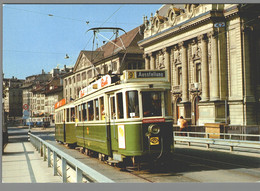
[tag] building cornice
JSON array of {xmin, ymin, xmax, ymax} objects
[{"xmin": 138, "ymin": 10, "xmax": 222, "ymax": 48}]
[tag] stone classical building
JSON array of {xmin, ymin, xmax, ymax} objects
[
  {"xmin": 138, "ymin": 4, "xmax": 260, "ymax": 126},
  {"xmin": 63, "ymin": 25, "xmax": 145, "ymax": 101}
]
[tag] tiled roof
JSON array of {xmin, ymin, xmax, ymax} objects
[
  {"xmin": 82, "ymin": 50, "xmax": 105, "ymax": 63},
  {"xmin": 95, "ymin": 25, "xmax": 144, "ymax": 59}
]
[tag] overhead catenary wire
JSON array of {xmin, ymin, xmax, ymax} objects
[
  {"xmin": 4, "ymin": 5, "xmax": 139, "ymax": 25},
  {"xmin": 84, "ymin": 5, "xmax": 127, "ymax": 76}
]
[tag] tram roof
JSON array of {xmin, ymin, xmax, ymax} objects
[
  {"xmin": 77, "ymin": 69, "xmax": 169, "ymax": 98},
  {"xmin": 55, "ymin": 69, "xmax": 170, "ymax": 109}
]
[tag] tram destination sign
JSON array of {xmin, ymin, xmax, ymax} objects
[{"xmin": 136, "ymin": 71, "xmax": 165, "ymax": 78}]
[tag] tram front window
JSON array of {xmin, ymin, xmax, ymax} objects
[
  {"xmin": 142, "ymin": 92, "xmax": 162, "ymax": 117},
  {"xmin": 127, "ymin": 91, "xmax": 139, "ymax": 118}
]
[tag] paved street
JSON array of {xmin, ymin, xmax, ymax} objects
[{"xmin": 2, "ymin": 125, "xmax": 260, "ymax": 183}]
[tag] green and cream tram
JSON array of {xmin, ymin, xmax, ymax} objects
[
  {"xmin": 55, "ymin": 70, "xmax": 174, "ymax": 165},
  {"xmin": 55, "ymin": 99, "xmax": 77, "ymax": 146}
]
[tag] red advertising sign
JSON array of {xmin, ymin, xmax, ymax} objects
[
  {"xmin": 55, "ymin": 98, "xmax": 66, "ymax": 109},
  {"xmin": 101, "ymin": 75, "xmax": 111, "ymax": 87}
]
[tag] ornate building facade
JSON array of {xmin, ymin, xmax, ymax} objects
[{"xmin": 138, "ymin": 4, "xmax": 260, "ymax": 125}]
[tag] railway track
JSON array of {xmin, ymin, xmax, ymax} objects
[{"xmin": 35, "ymin": 129, "xmax": 260, "ymax": 183}]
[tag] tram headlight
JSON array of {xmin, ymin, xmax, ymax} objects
[{"xmin": 148, "ymin": 124, "xmax": 160, "ymax": 135}]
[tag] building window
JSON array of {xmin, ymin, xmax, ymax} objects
[
  {"xmin": 65, "ymin": 79, "xmax": 67, "ymax": 86},
  {"xmin": 128, "ymin": 62, "xmax": 144, "ymax": 69},
  {"xmin": 177, "ymin": 67, "xmax": 182, "ymax": 85},
  {"xmin": 112, "ymin": 62, "xmax": 117, "ymax": 72},
  {"xmin": 103, "ymin": 65, "xmax": 108, "ymax": 74},
  {"xmin": 73, "ymin": 76, "xmax": 75, "ymax": 83},
  {"xmin": 68, "ymin": 78, "xmax": 71, "ymax": 85},
  {"xmin": 96, "ymin": 67, "xmax": 101, "ymax": 75},
  {"xmin": 87, "ymin": 70, "xmax": 92, "ymax": 78},
  {"xmin": 82, "ymin": 72, "xmax": 86, "ymax": 80},
  {"xmin": 195, "ymin": 63, "xmax": 201, "ymax": 83},
  {"xmin": 76, "ymin": 74, "xmax": 81, "ymax": 82}
]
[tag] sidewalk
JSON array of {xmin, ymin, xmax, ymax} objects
[{"xmin": 2, "ymin": 126, "xmax": 62, "ymax": 183}]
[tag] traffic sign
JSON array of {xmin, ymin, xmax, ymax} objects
[{"xmin": 23, "ymin": 104, "xmax": 29, "ymax": 110}]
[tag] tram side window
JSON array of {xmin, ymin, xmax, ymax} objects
[
  {"xmin": 78, "ymin": 105, "xmax": 82, "ymax": 122},
  {"xmin": 75, "ymin": 106, "xmax": 78, "ymax": 122},
  {"xmin": 56, "ymin": 113, "xmax": 58, "ymax": 123},
  {"xmin": 110, "ymin": 96, "xmax": 116, "ymax": 119},
  {"xmin": 57, "ymin": 113, "xmax": 59, "ymax": 123},
  {"xmin": 66, "ymin": 108, "xmax": 69, "ymax": 122},
  {"xmin": 59, "ymin": 111, "xmax": 61, "ymax": 123},
  {"xmin": 116, "ymin": 93, "xmax": 124, "ymax": 119},
  {"xmin": 142, "ymin": 92, "xmax": 162, "ymax": 117},
  {"xmin": 63, "ymin": 109, "xmax": 65, "ymax": 122},
  {"xmin": 126, "ymin": 91, "xmax": 139, "ymax": 118},
  {"xmin": 70, "ymin": 107, "xmax": 75, "ymax": 122},
  {"xmin": 87, "ymin": 101, "xmax": 94, "ymax": 121},
  {"xmin": 94, "ymin": 99, "xmax": 99, "ymax": 120},
  {"xmin": 56, "ymin": 113, "xmax": 59, "ymax": 123},
  {"xmin": 100, "ymin": 97, "xmax": 105, "ymax": 120},
  {"xmin": 82, "ymin": 104, "xmax": 87, "ymax": 121}
]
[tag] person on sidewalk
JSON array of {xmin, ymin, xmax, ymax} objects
[{"xmin": 179, "ymin": 116, "xmax": 188, "ymax": 136}]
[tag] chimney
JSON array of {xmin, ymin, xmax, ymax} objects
[{"xmin": 42, "ymin": 69, "xmax": 45, "ymax": 74}]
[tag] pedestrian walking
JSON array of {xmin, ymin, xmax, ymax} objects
[{"xmin": 179, "ymin": 116, "xmax": 188, "ymax": 136}]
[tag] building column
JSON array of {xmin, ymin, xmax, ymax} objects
[
  {"xmin": 144, "ymin": 54, "xmax": 150, "ymax": 70},
  {"xmin": 209, "ymin": 31, "xmax": 220, "ymax": 101},
  {"xmin": 149, "ymin": 52, "xmax": 156, "ymax": 69},
  {"xmin": 198, "ymin": 34, "xmax": 209, "ymax": 101},
  {"xmin": 163, "ymin": 47, "xmax": 171, "ymax": 82},
  {"xmin": 242, "ymin": 25, "xmax": 255, "ymax": 102},
  {"xmin": 172, "ymin": 46, "xmax": 179, "ymax": 87},
  {"xmin": 180, "ymin": 42, "xmax": 189, "ymax": 102}
]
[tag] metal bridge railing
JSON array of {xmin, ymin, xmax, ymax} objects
[
  {"xmin": 173, "ymin": 131, "xmax": 260, "ymax": 152},
  {"xmin": 28, "ymin": 132, "xmax": 114, "ymax": 183}
]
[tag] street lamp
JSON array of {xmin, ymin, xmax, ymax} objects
[{"xmin": 64, "ymin": 54, "xmax": 69, "ymax": 59}]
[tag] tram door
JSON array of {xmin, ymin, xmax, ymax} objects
[
  {"xmin": 106, "ymin": 94, "xmax": 114, "ymax": 156},
  {"xmin": 63, "ymin": 109, "xmax": 66, "ymax": 142}
]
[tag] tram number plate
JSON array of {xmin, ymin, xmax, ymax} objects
[{"xmin": 150, "ymin": 137, "xmax": 159, "ymax": 145}]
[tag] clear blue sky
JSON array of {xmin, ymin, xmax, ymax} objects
[{"xmin": 3, "ymin": 4, "xmax": 162, "ymax": 79}]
